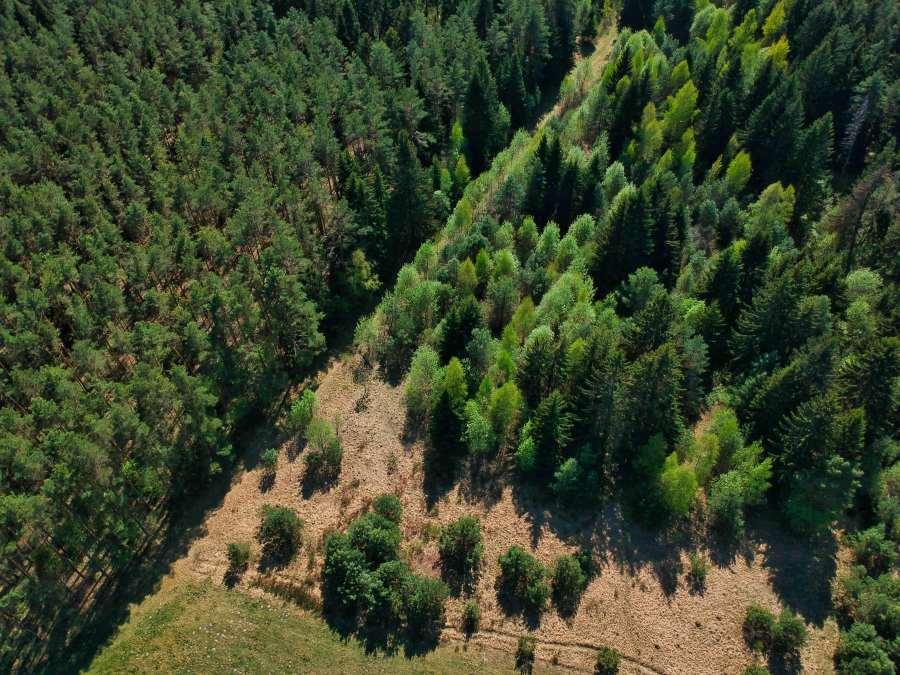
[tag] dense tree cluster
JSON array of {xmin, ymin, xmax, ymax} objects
[
  {"xmin": 0, "ymin": 0, "xmax": 600, "ymax": 668},
  {"xmin": 358, "ymin": 0, "xmax": 899, "ymax": 661},
  {"xmin": 322, "ymin": 495, "xmax": 449, "ymax": 642}
]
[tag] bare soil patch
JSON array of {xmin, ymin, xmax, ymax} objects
[{"xmin": 171, "ymin": 356, "xmax": 841, "ymax": 674}]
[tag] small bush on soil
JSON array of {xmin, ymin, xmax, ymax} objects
[
  {"xmin": 552, "ymin": 554, "xmax": 586, "ymax": 616},
  {"xmin": 260, "ymin": 447, "xmax": 278, "ymax": 474},
  {"xmin": 226, "ymin": 542, "xmax": 251, "ymax": 571},
  {"xmin": 438, "ymin": 516, "xmax": 484, "ymax": 579},
  {"xmin": 772, "ymin": 609, "xmax": 807, "ymax": 655},
  {"xmin": 257, "ymin": 505, "xmax": 303, "ymax": 564},
  {"xmin": 742, "ymin": 665, "xmax": 771, "ymax": 675},
  {"xmin": 368, "ymin": 559, "xmax": 411, "ymax": 625},
  {"xmin": 595, "ymin": 645, "xmax": 620, "ymax": 674},
  {"xmin": 289, "ymin": 389, "xmax": 318, "ymax": 436},
  {"xmin": 462, "ymin": 601, "xmax": 481, "ymax": 635},
  {"xmin": 743, "ymin": 605, "xmax": 775, "ymax": 652},
  {"xmin": 323, "ymin": 532, "xmax": 373, "ymax": 613},
  {"xmin": 499, "ymin": 546, "xmax": 549, "ymax": 613},
  {"xmin": 372, "ymin": 494, "xmax": 403, "ymax": 524},
  {"xmin": 404, "ymin": 575, "xmax": 449, "ymax": 638},
  {"xmin": 304, "ymin": 416, "xmax": 343, "ymax": 478},
  {"xmin": 516, "ymin": 635, "xmax": 536, "ymax": 674},
  {"xmin": 688, "ymin": 551, "xmax": 710, "ymax": 591}
]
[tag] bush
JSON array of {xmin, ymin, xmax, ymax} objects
[
  {"xmin": 368, "ymin": 560, "xmax": 411, "ymax": 625},
  {"xmin": 372, "ymin": 494, "xmax": 403, "ymax": 524},
  {"xmin": 516, "ymin": 635, "xmax": 536, "ymax": 674},
  {"xmin": 462, "ymin": 601, "xmax": 481, "ymax": 635},
  {"xmin": 499, "ymin": 546, "xmax": 550, "ymax": 612},
  {"xmin": 834, "ymin": 623, "xmax": 894, "ymax": 675},
  {"xmin": 438, "ymin": 516, "xmax": 484, "ymax": 578},
  {"xmin": 226, "ymin": 542, "xmax": 251, "ymax": 571},
  {"xmin": 304, "ymin": 416, "xmax": 343, "ymax": 478},
  {"xmin": 348, "ymin": 512, "xmax": 401, "ymax": 567},
  {"xmin": 687, "ymin": 551, "xmax": 710, "ymax": 590},
  {"xmin": 834, "ymin": 567, "xmax": 899, "ymax": 641},
  {"xmin": 771, "ymin": 609, "xmax": 807, "ymax": 655},
  {"xmin": 743, "ymin": 605, "xmax": 775, "ymax": 652},
  {"xmin": 741, "ymin": 666, "xmax": 771, "ymax": 675},
  {"xmin": 289, "ymin": 389, "xmax": 318, "ymax": 435},
  {"xmin": 256, "ymin": 505, "xmax": 303, "ymax": 563},
  {"xmin": 404, "ymin": 575, "xmax": 449, "ymax": 637},
  {"xmin": 847, "ymin": 524, "xmax": 897, "ymax": 575},
  {"xmin": 260, "ymin": 447, "xmax": 278, "ymax": 474},
  {"xmin": 595, "ymin": 645, "xmax": 620, "ymax": 674},
  {"xmin": 552, "ymin": 554, "xmax": 586, "ymax": 616},
  {"xmin": 323, "ymin": 532, "xmax": 374, "ymax": 613}
]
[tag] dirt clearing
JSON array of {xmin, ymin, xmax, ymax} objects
[{"xmin": 169, "ymin": 356, "xmax": 841, "ymax": 674}]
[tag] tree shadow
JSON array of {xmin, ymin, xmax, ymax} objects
[
  {"xmin": 751, "ymin": 513, "xmax": 838, "ymax": 627},
  {"xmin": 456, "ymin": 455, "xmax": 506, "ymax": 510},
  {"xmin": 767, "ymin": 651, "xmax": 804, "ymax": 675},
  {"xmin": 258, "ymin": 471, "xmax": 276, "ymax": 492},
  {"xmin": 55, "ymin": 421, "xmax": 271, "ymax": 672},
  {"xmin": 508, "ymin": 480, "xmax": 691, "ymax": 601},
  {"xmin": 421, "ymin": 444, "xmax": 460, "ymax": 510},
  {"xmin": 223, "ymin": 566, "xmax": 244, "ymax": 589},
  {"xmin": 300, "ymin": 465, "xmax": 339, "ymax": 499},
  {"xmin": 494, "ymin": 577, "xmax": 545, "ymax": 630},
  {"xmin": 439, "ymin": 559, "xmax": 481, "ymax": 598}
]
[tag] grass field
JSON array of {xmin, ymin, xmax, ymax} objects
[{"xmin": 88, "ymin": 578, "xmax": 565, "ymax": 675}]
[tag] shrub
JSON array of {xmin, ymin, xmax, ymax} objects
[
  {"xmin": 323, "ymin": 532, "xmax": 374, "ymax": 613},
  {"xmin": 260, "ymin": 447, "xmax": 278, "ymax": 474},
  {"xmin": 846, "ymin": 524, "xmax": 897, "ymax": 575},
  {"xmin": 499, "ymin": 546, "xmax": 550, "ymax": 612},
  {"xmin": 743, "ymin": 605, "xmax": 775, "ymax": 652},
  {"xmin": 289, "ymin": 389, "xmax": 318, "ymax": 435},
  {"xmin": 741, "ymin": 666, "xmax": 771, "ymax": 675},
  {"xmin": 256, "ymin": 505, "xmax": 303, "ymax": 563},
  {"xmin": 348, "ymin": 512, "xmax": 401, "ymax": 567},
  {"xmin": 404, "ymin": 575, "xmax": 449, "ymax": 637},
  {"xmin": 834, "ymin": 567, "xmax": 899, "ymax": 640},
  {"xmin": 226, "ymin": 541, "xmax": 251, "ymax": 571},
  {"xmin": 595, "ymin": 645, "xmax": 620, "ymax": 674},
  {"xmin": 834, "ymin": 623, "xmax": 894, "ymax": 675},
  {"xmin": 516, "ymin": 635, "xmax": 536, "ymax": 674},
  {"xmin": 687, "ymin": 551, "xmax": 710, "ymax": 590},
  {"xmin": 552, "ymin": 554, "xmax": 586, "ymax": 616},
  {"xmin": 304, "ymin": 417, "xmax": 343, "ymax": 478},
  {"xmin": 368, "ymin": 559, "xmax": 411, "ymax": 625},
  {"xmin": 462, "ymin": 601, "xmax": 481, "ymax": 635},
  {"xmin": 771, "ymin": 609, "xmax": 807, "ymax": 655},
  {"xmin": 372, "ymin": 494, "xmax": 403, "ymax": 524},
  {"xmin": 438, "ymin": 516, "xmax": 484, "ymax": 578}
]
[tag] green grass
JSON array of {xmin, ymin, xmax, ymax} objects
[{"xmin": 88, "ymin": 580, "xmax": 520, "ymax": 674}]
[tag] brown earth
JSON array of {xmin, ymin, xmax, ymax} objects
[{"xmin": 171, "ymin": 355, "xmax": 843, "ymax": 674}]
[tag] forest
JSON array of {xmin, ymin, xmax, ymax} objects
[{"xmin": 1, "ymin": 0, "xmax": 899, "ymax": 673}]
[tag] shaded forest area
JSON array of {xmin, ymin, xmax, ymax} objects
[{"xmin": 0, "ymin": 0, "xmax": 604, "ymax": 669}]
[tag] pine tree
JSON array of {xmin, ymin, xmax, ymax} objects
[
  {"xmin": 531, "ymin": 390, "xmax": 573, "ymax": 480},
  {"xmin": 463, "ymin": 56, "xmax": 504, "ymax": 175},
  {"xmin": 387, "ymin": 131, "xmax": 433, "ymax": 270},
  {"xmin": 777, "ymin": 394, "xmax": 864, "ymax": 534}
]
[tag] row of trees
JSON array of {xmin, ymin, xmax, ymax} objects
[
  {"xmin": 0, "ymin": 0, "xmax": 605, "ymax": 668},
  {"xmin": 356, "ymin": 0, "xmax": 898, "ymax": 666}
]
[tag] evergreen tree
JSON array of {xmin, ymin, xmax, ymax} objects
[{"xmin": 463, "ymin": 56, "xmax": 505, "ymax": 176}]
